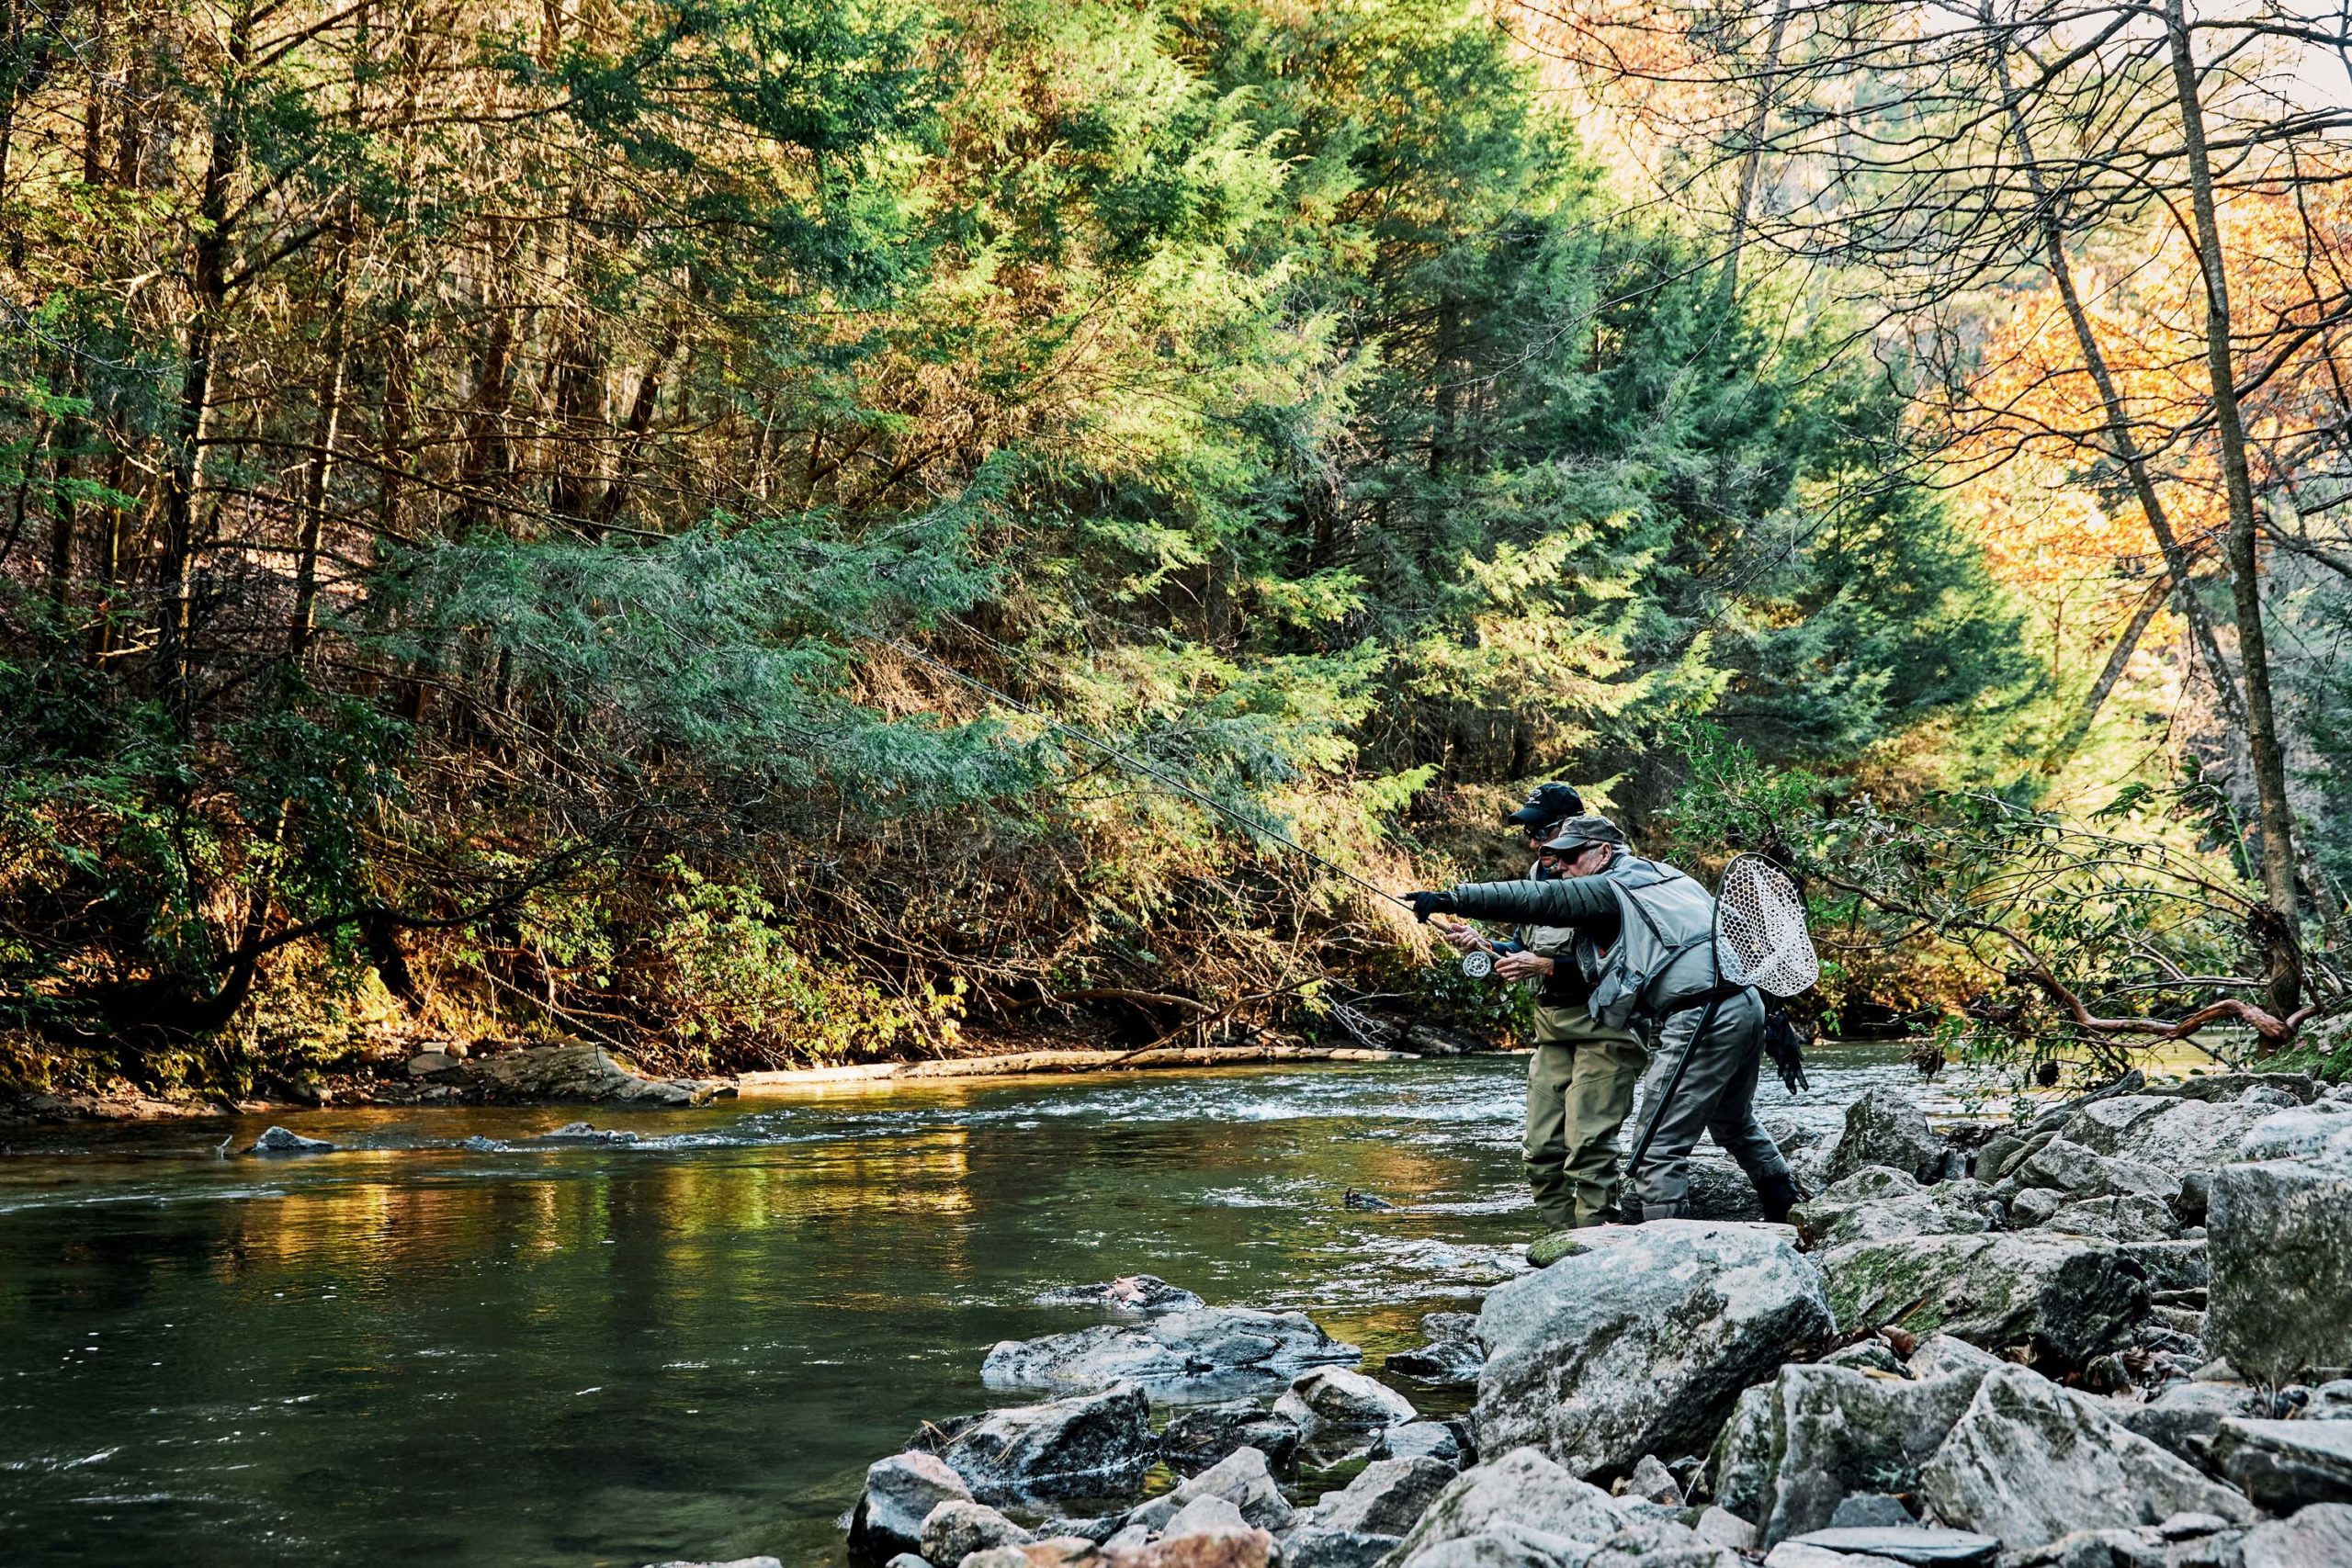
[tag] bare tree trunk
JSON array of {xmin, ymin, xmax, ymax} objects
[
  {"xmin": 1720, "ymin": 0, "xmax": 1792, "ymax": 306},
  {"xmin": 1992, "ymin": 43, "xmax": 2247, "ymax": 733},
  {"xmin": 2041, "ymin": 577, "xmax": 2164, "ymax": 774},
  {"xmin": 290, "ymin": 231, "xmax": 351, "ymax": 662},
  {"xmin": 2165, "ymin": 0, "xmax": 2302, "ymax": 1010}
]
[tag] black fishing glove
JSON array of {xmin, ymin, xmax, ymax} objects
[
  {"xmin": 1406, "ymin": 891, "xmax": 1458, "ymax": 923},
  {"xmin": 1762, "ymin": 1006, "xmax": 1811, "ymax": 1095}
]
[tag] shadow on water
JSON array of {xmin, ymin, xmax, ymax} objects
[{"xmin": 0, "ymin": 1045, "xmax": 1971, "ymax": 1567}]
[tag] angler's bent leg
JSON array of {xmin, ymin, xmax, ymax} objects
[
  {"xmin": 1561, "ymin": 1034, "xmax": 1645, "ymax": 1224},
  {"xmin": 1702, "ymin": 990, "xmax": 1792, "ymax": 1194},
  {"xmin": 1627, "ymin": 1010, "xmax": 1706, "ymax": 1220},
  {"xmin": 1523, "ymin": 1043, "xmax": 1577, "ymax": 1233}
]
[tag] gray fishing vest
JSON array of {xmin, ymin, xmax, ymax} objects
[{"xmin": 1578, "ymin": 854, "xmax": 1722, "ymax": 1030}]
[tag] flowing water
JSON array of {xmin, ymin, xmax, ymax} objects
[{"xmin": 0, "ymin": 1044, "xmax": 1994, "ymax": 1568}]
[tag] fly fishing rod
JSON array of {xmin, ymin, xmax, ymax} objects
[{"xmin": 865, "ymin": 629, "xmax": 1415, "ymax": 913}]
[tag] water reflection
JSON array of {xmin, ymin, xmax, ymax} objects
[{"xmin": 0, "ymin": 1048, "xmax": 1963, "ymax": 1568}]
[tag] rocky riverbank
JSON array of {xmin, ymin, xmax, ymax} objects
[{"xmin": 659, "ymin": 1066, "xmax": 2352, "ymax": 1568}]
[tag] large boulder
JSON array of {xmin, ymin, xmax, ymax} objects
[
  {"xmin": 920, "ymin": 1500, "xmax": 1031, "ymax": 1565},
  {"xmin": 1314, "ymin": 1456, "xmax": 1459, "ymax": 1537},
  {"xmin": 1272, "ymin": 1366, "xmax": 1418, "ymax": 1438},
  {"xmin": 466, "ymin": 1042, "xmax": 725, "ymax": 1106},
  {"xmin": 2067, "ymin": 1097, "xmax": 2276, "ymax": 1177},
  {"xmin": 2206, "ymin": 1141, "xmax": 2352, "ymax": 1382},
  {"xmin": 2041, "ymin": 1194, "xmax": 2178, "ymax": 1242},
  {"xmin": 1708, "ymin": 1362, "xmax": 1990, "ymax": 1546},
  {"xmin": 1390, "ymin": 1448, "xmax": 1634, "ymax": 1564},
  {"xmin": 915, "ymin": 1382, "xmax": 1158, "ymax": 1502},
  {"xmin": 2120, "ymin": 1380, "xmax": 2265, "ymax": 1464},
  {"xmin": 849, "ymin": 1450, "xmax": 973, "ymax": 1565},
  {"xmin": 1475, "ymin": 1221, "xmax": 1834, "ymax": 1479},
  {"xmin": 1815, "ymin": 1232, "xmax": 2147, "ymax": 1368},
  {"xmin": 2211, "ymin": 1416, "xmax": 2352, "ymax": 1511},
  {"xmin": 1826, "ymin": 1089, "xmax": 1947, "ymax": 1184},
  {"xmin": 2010, "ymin": 1139, "xmax": 2181, "ymax": 1205},
  {"xmin": 1916, "ymin": 1366, "xmax": 2257, "ymax": 1548},
  {"xmin": 981, "ymin": 1309, "xmax": 1359, "ymax": 1392},
  {"xmin": 1789, "ymin": 1168, "xmax": 1996, "ymax": 1249},
  {"xmin": 2241, "ymin": 1504, "xmax": 2352, "ymax": 1568}
]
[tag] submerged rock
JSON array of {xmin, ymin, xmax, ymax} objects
[
  {"xmin": 531, "ymin": 1120, "xmax": 639, "ymax": 1145},
  {"xmin": 1916, "ymin": 1365, "xmax": 2256, "ymax": 1548},
  {"xmin": 1035, "ymin": 1276, "xmax": 1206, "ymax": 1316},
  {"xmin": 1815, "ymin": 1231, "xmax": 2147, "ymax": 1369},
  {"xmin": 849, "ymin": 1450, "xmax": 972, "ymax": 1565},
  {"xmin": 1475, "ymin": 1220, "xmax": 1834, "ymax": 1480},
  {"xmin": 915, "ymin": 1382, "xmax": 1157, "ymax": 1503},
  {"xmin": 982, "ymin": 1309, "xmax": 1359, "ymax": 1392},
  {"xmin": 1386, "ymin": 1312, "xmax": 1486, "ymax": 1385},
  {"xmin": 245, "ymin": 1124, "xmax": 334, "ymax": 1155}
]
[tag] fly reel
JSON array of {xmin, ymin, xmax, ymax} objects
[{"xmin": 1460, "ymin": 949, "xmax": 1498, "ymax": 981}]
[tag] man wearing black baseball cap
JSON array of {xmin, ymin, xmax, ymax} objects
[{"xmin": 1505, "ymin": 783, "xmax": 1585, "ymax": 832}]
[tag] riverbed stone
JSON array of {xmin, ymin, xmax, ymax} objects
[
  {"xmin": 1387, "ymin": 1313, "xmax": 1486, "ymax": 1384},
  {"xmin": 1782, "ymin": 1524, "xmax": 1996, "ymax": 1564},
  {"xmin": 1815, "ymin": 1232, "xmax": 2146, "ymax": 1369},
  {"xmin": 2072, "ymin": 1098, "xmax": 2275, "ymax": 1178},
  {"xmin": 1707, "ymin": 1361, "xmax": 1987, "ymax": 1545},
  {"xmin": 920, "ymin": 1499, "xmax": 1032, "ymax": 1564},
  {"xmin": 2013, "ymin": 1139, "xmax": 2181, "ymax": 1205},
  {"xmin": 1790, "ymin": 1168, "xmax": 1996, "ymax": 1248},
  {"xmin": 1373, "ymin": 1421, "xmax": 1464, "ymax": 1468},
  {"xmin": 1391, "ymin": 1448, "xmax": 1634, "ymax": 1563},
  {"xmin": 1035, "ymin": 1277, "xmax": 1206, "ymax": 1316},
  {"xmin": 1826, "ymin": 1089, "xmax": 1947, "ymax": 1184},
  {"xmin": 1916, "ymin": 1366, "xmax": 2256, "ymax": 1548},
  {"xmin": 245, "ymin": 1124, "xmax": 334, "ymax": 1155},
  {"xmin": 1272, "ymin": 1366, "xmax": 1417, "ymax": 1437},
  {"xmin": 1395, "ymin": 1523, "xmax": 1591, "ymax": 1568},
  {"xmin": 917, "ymin": 1382, "xmax": 1157, "ymax": 1502},
  {"xmin": 2241, "ymin": 1504, "xmax": 2352, "ymax": 1568},
  {"xmin": 982, "ymin": 1310, "xmax": 1359, "ymax": 1392},
  {"xmin": 468, "ymin": 1042, "xmax": 725, "ymax": 1106},
  {"xmin": 2206, "ymin": 1151, "xmax": 2352, "ymax": 1382},
  {"xmin": 1166, "ymin": 1444, "xmax": 1294, "ymax": 1532},
  {"xmin": 1760, "ymin": 1546, "xmax": 1906, "ymax": 1568},
  {"xmin": 2043, "ymin": 1194, "xmax": 2178, "ymax": 1242},
  {"xmin": 1160, "ymin": 1401, "xmax": 1300, "ymax": 1477},
  {"xmin": 851, "ymin": 1450, "xmax": 975, "ymax": 1565},
  {"xmin": 2120, "ymin": 1381, "xmax": 2263, "ymax": 1463},
  {"xmin": 1281, "ymin": 1529, "xmax": 1402, "ymax": 1568},
  {"xmin": 1314, "ymin": 1456, "xmax": 1457, "ymax": 1537},
  {"xmin": 2211, "ymin": 1416, "xmax": 2352, "ymax": 1510},
  {"xmin": 1476, "ymin": 1221, "xmax": 1834, "ymax": 1479},
  {"xmin": 1102, "ymin": 1524, "xmax": 1277, "ymax": 1568}
]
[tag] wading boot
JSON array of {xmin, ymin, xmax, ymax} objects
[{"xmin": 1756, "ymin": 1170, "xmax": 1802, "ymax": 1225}]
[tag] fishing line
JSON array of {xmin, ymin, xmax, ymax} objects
[{"xmin": 862, "ymin": 629, "xmax": 1413, "ymax": 912}]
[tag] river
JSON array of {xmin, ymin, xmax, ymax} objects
[{"xmin": 0, "ymin": 1045, "xmax": 2003, "ymax": 1567}]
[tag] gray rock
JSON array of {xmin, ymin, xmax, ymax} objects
[
  {"xmin": 1476, "ymin": 1221, "xmax": 1833, "ymax": 1479},
  {"xmin": 1781, "ymin": 1525, "xmax": 1996, "ymax": 1564},
  {"xmin": 1035, "ymin": 1276, "xmax": 1206, "ymax": 1315},
  {"xmin": 2240, "ymin": 1503, "xmax": 2352, "ymax": 1568},
  {"xmin": 2015, "ymin": 1139, "xmax": 2181, "ymax": 1204},
  {"xmin": 1916, "ymin": 1365, "xmax": 2256, "ymax": 1548},
  {"xmin": 1684, "ymin": 1156, "xmax": 1766, "ymax": 1221},
  {"xmin": 2237, "ymin": 1105, "xmax": 2352, "ymax": 1163},
  {"xmin": 1584, "ymin": 1518, "xmax": 1735, "ymax": 1567},
  {"xmin": 2310, "ymin": 1379, "xmax": 2352, "ymax": 1417},
  {"xmin": 2008, "ymin": 1187, "xmax": 2065, "ymax": 1227},
  {"xmin": 2044, "ymin": 1194, "xmax": 2178, "ymax": 1242},
  {"xmin": 981, "ymin": 1308, "xmax": 1359, "ymax": 1392},
  {"xmin": 2208, "ymin": 1152, "xmax": 2352, "ymax": 1382},
  {"xmin": 407, "ymin": 1051, "xmax": 464, "ymax": 1078},
  {"xmin": 1818, "ymin": 1339, "xmax": 1906, "ymax": 1376},
  {"xmin": 1815, "ymin": 1232, "xmax": 2147, "ymax": 1370},
  {"xmin": 1624, "ymin": 1454, "xmax": 1682, "ymax": 1507},
  {"xmin": 1826, "ymin": 1089, "xmax": 1947, "ymax": 1184},
  {"xmin": 919, "ymin": 1499, "xmax": 1030, "ymax": 1564},
  {"xmin": 1691, "ymin": 1507, "xmax": 1756, "ymax": 1552},
  {"xmin": 1388, "ymin": 1313, "xmax": 1487, "ymax": 1384},
  {"xmin": 2153, "ymin": 1071, "xmax": 2319, "ymax": 1105},
  {"xmin": 642, "ymin": 1559, "xmax": 786, "ymax": 1568},
  {"xmin": 1974, "ymin": 1134, "xmax": 2029, "ymax": 1182},
  {"xmin": 1160, "ymin": 1400, "xmax": 1300, "ymax": 1476},
  {"xmin": 2211, "ymin": 1416, "xmax": 2352, "ymax": 1510},
  {"xmin": 532, "ymin": 1120, "xmax": 639, "ymax": 1145},
  {"xmin": 2120, "ymin": 1381, "xmax": 2264, "ymax": 1463},
  {"xmin": 1396, "ymin": 1523, "xmax": 1594, "ymax": 1568},
  {"xmin": 1162, "ymin": 1494, "xmax": 1250, "ymax": 1539},
  {"xmin": 882, "ymin": 1555, "xmax": 930, "ymax": 1568},
  {"xmin": 2071, "ymin": 1097, "xmax": 2276, "ymax": 1177},
  {"xmin": 1905, "ymin": 1333, "xmax": 2005, "ymax": 1381},
  {"xmin": 245, "ymin": 1124, "xmax": 334, "ymax": 1155},
  {"xmin": 850, "ymin": 1450, "xmax": 974, "ymax": 1565},
  {"xmin": 916, "ymin": 1382, "xmax": 1158, "ymax": 1502},
  {"xmin": 1316, "ymin": 1456, "xmax": 1458, "ymax": 1536},
  {"xmin": 2117, "ymin": 1238, "xmax": 2209, "ymax": 1295},
  {"xmin": 1706, "ymin": 1361, "xmax": 1986, "ymax": 1545},
  {"xmin": 1392, "ymin": 1448, "xmax": 1634, "ymax": 1563},
  {"xmin": 1762, "ymin": 1546, "xmax": 1906, "ymax": 1568},
  {"xmin": 1167, "ymin": 1443, "xmax": 1294, "ymax": 1532},
  {"xmin": 1828, "ymin": 1495, "xmax": 1913, "ymax": 1529},
  {"xmin": 1283, "ymin": 1529, "xmax": 1405, "ymax": 1568},
  {"xmin": 1374, "ymin": 1421, "xmax": 1465, "ymax": 1469},
  {"xmin": 1790, "ymin": 1168, "xmax": 1995, "ymax": 1249},
  {"xmin": 1273, "ymin": 1366, "xmax": 1417, "ymax": 1436}
]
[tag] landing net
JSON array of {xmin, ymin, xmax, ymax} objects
[{"xmin": 1715, "ymin": 852, "xmax": 1819, "ymax": 998}]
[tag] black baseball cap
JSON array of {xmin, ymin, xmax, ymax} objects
[
  {"xmin": 1541, "ymin": 815, "xmax": 1629, "ymax": 852},
  {"xmin": 1506, "ymin": 783, "xmax": 1586, "ymax": 829}
]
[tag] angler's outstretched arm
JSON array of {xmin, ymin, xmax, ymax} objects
[{"xmin": 1408, "ymin": 875, "xmax": 1617, "ymax": 927}]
